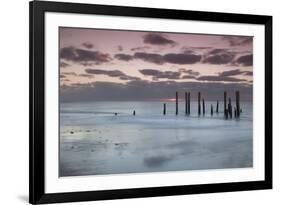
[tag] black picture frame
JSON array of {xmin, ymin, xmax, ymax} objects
[{"xmin": 29, "ymin": 1, "xmax": 272, "ymax": 204}]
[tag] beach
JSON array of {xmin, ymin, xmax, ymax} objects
[{"xmin": 59, "ymin": 101, "xmax": 253, "ymax": 177}]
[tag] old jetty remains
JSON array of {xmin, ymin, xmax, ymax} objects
[
  {"xmin": 164, "ymin": 90, "xmax": 241, "ymax": 120},
  {"xmin": 128, "ymin": 90, "xmax": 242, "ymax": 120}
]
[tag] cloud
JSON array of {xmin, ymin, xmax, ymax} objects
[
  {"xmin": 60, "ymin": 61, "xmax": 70, "ymax": 68},
  {"xmin": 181, "ymin": 50, "xmax": 196, "ymax": 54},
  {"xmin": 61, "ymin": 72, "xmax": 77, "ymax": 76},
  {"xmin": 82, "ymin": 42, "xmax": 94, "ymax": 49},
  {"xmin": 60, "ymin": 80, "xmax": 252, "ymax": 102},
  {"xmin": 218, "ymin": 69, "xmax": 246, "ymax": 77},
  {"xmin": 203, "ymin": 53, "xmax": 235, "ymax": 64},
  {"xmin": 85, "ymin": 69, "xmax": 125, "ymax": 77},
  {"xmin": 197, "ymin": 75, "xmax": 247, "ymax": 82},
  {"xmin": 182, "ymin": 75, "xmax": 196, "ymax": 79},
  {"xmin": 208, "ymin": 49, "xmax": 229, "ymax": 55},
  {"xmin": 60, "ymin": 46, "xmax": 111, "ymax": 65},
  {"xmin": 163, "ymin": 53, "xmax": 201, "ymax": 64},
  {"xmin": 244, "ymin": 71, "xmax": 253, "ymax": 76},
  {"xmin": 85, "ymin": 68, "xmax": 141, "ymax": 81},
  {"xmin": 131, "ymin": 46, "xmax": 150, "ymax": 51},
  {"xmin": 143, "ymin": 33, "xmax": 176, "ymax": 46},
  {"xmin": 190, "ymin": 46, "xmax": 213, "ymax": 50},
  {"xmin": 115, "ymin": 50, "xmax": 203, "ymax": 66},
  {"xmin": 235, "ymin": 54, "xmax": 253, "ymax": 66},
  {"xmin": 202, "ymin": 49, "xmax": 236, "ymax": 65},
  {"xmin": 114, "ymin": 53, "xmax": 134, "ymax": 61},
  {"xmin": 139, "ymin": 69, "xmax": 181, "ymax": 79},
  {"xmin": 134, "ymin": 52, "xmax": 164, "ymax": 64},
  {"xmin": 222, "ymin": 36, "xmax": 253, "ymax": 46},
  {"xmin": 119, "ymin": 75, "xmax": 141, "ymax": 81},
  {"xmin": 60, "ymin": 74, "xmax": 66, "ymax": 78},
  {"xmin": 180, "ymin": 69, "xmax": 200, "ymax": 76},
  {"xmin": 181, "ymin": 46, "xmax": 213, "ymax": 53},
  {"xmin": 133, "ymin": 52, "xmax": 202, "ymax": 65},
  {"xmin": 78, "ymin": 73, "xmax": 95, "ymax": 78}
]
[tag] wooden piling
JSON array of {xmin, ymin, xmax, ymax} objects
[
  {"xmin": 202, "ymin": 98, "xmax": 205, "ymax": 115},
  {"xmin": 216, "ymin": 100, "xmax": 219, "ymax": 113},
  {"xmin": 133, "ymin": 110, "xmax": 136, "ymax": 116},
  {"xmin": 224, "ymin": 91, "xmax": 227, "ymax": 117},
  {"xmin": 228, "ymin": 98, "xmax": 232, "ymax": 118},
  {"xmin": 163, "ymin": 103, "xmax": 166, "ymax": 115},
  {"xmin": 235, "ymin": 91, "xmax": 240, "ymax": 117},
  {"xmin": 211, "ymin": 104, "xmax": 213, "ymax": 116},
  {"xmin": 234, "ymin": 108, "xmax": 237, "ymax": 118},
  {"xmin": 185, "ymin": 92, "xmax": 188, "ymax": 115},
  {"xmin": 198, "ymin": 92, "xmax": 201, "ymax": 115},
  {"xmin": 176, "ymin": 91, "xmax": 178, "ymax": 115},
  {"xmin": 188, "ymin": 92, "xmax": 190, "ymax": 115}
]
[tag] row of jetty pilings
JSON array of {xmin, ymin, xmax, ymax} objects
[{"xmin": 162, "ymin": 91, "xmax": 241, "ymax": 118}]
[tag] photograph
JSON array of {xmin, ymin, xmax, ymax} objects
[{"xmin": 59, "ymin": 27, "xmax": 253, "ymax": 177}]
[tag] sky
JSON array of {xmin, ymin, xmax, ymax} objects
[{"xmin": 59, "ymin": 27, "xmax": 253, "ymax": 102}]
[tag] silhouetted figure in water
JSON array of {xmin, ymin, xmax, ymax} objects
[
  {"xmin": 133, "ymin": 110, "xmax": 136, "ymax": 116},
  {"xmin": 114, "ymin": 112, "xmax": 117, "ymax": 116}
]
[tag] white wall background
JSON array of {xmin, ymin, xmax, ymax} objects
[{"xmin": 0, "ymin": 0, "xmax": 279, "ymax": 204}]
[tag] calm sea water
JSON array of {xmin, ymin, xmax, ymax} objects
[{"xmin": 59, "ymin": 101, "xmax": 253, "ymax": 177}]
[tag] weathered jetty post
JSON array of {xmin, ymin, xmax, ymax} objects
[
  {"xmin": 224, "ymin": 91, "xmax": 227, "ymax": 117},
  {"xmin": 176, "ymin": 91, "xmax": 178, "ymax": 115},
  {"xmin": 235, "ymin": 91, "xmax": 240, "ymax": 117},
  {"xmin": 228, "ymin": 98, "xmax": 232, "ymax": 118},
  {"xmin": 163, "ymin": 103, "xmax": 166, "ymax": 115},
  {"xmin": 198, "ymin": 92, "xmax": 201, "ymax": 116},
  {"xmin": 216, "ymin": 100, "xmax": 219, "ymax": 113},
  {"xmin": 211, "ymin": 104, "xmax": 213, "ymax": 116},
  {"xmin": 202, "ymin": 98, "xmax": 205, "ymax": 115},
  {"xmin": 234, "ymin": 108, "xmax": 237, "ymax": 118},
  {"xmin": 185, "ymin": 92, "xmax": 188, "ymax": 115},
  {"xmin": 188, "ymin": 92, "xmax": 190, "ymax": 115},
  {"xmin": 133, "ymin": 110, "xmax": 136, "ymax": 116}
]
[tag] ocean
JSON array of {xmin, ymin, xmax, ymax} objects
[{"xmin": 59, "ymin": 101, "xmax": 253, "ymax": 177}]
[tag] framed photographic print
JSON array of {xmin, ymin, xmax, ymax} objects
[{"xmin": 29, "ymin": 0, "xmax": 272, "ymax": 204}]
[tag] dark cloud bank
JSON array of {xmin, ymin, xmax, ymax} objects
[
  {"xmin": 114, "ymin": 50, "xmax": 251, "ymax": 66},
  {"xmin": 60, "ymin": 44, "xmax": 252, "ymax": 67},
  {"xmin": 115, "ymin": 52, "xmax": 202, "ymax": 65},
  {"xmin": 60, "ymin": 46, "xmax": 111, "ymax": 65},
  {"xmin": 143, "ymin": 33, "xmax": 176, "ymax": 46},
  {"xmin": 81, "ymin": 68, "xmax": 249, "ymax": 81},
  {"xmin": 61, "ymin": 80, "xmax": 252, "ymax": 102}
]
